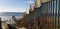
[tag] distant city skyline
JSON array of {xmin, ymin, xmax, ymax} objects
[{"xmin": 0, "ymin": 0, "xmax": 34, "ymax": 12}]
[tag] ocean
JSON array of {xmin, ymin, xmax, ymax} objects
[{"xmin": 0, "ymin": 12, "xmax": 24, "ymax": 16}]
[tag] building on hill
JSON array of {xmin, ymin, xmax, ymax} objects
[{"xmin": 16, "ymin": 0, "xmax": 59, "ymax": 29}]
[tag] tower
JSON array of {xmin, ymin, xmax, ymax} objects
[
  {"xmin": 35, "ymin": 0, "xmax": 41, "ymax": 8},
  {"xmin": 30, "ymin": 3, "xmax": 35, "ymax": 11},
  {"xmin": 26, "ymin": 9, "xmax": 29, "ymax": 14}
]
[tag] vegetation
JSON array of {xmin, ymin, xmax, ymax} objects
[{"xmin": 8, "ymin": 24, "xmax": 17, "ymax": 29}]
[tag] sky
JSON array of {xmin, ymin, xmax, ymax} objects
[
  {"xmin": 0, "ymin": 0, "xmax": 34, "ymax": 21},
  {"xmin": 0, "ymin": 0, "xmax": 34, "ymax": 12}
]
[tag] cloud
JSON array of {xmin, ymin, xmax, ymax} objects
[
  {"xmin": 26, "ymin": 1, "xmax": 34, "ymax": 4},
  {"xmin": 0, "ymin": 0, "xmax": 29, "ymax": 12},
  {"xmin": 0, "ymin": 7, "xmax": 26, "ymax": 12},
  {"xmin": 0, "ymin": 4, "xmax": 26, "ymax": 12}
]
